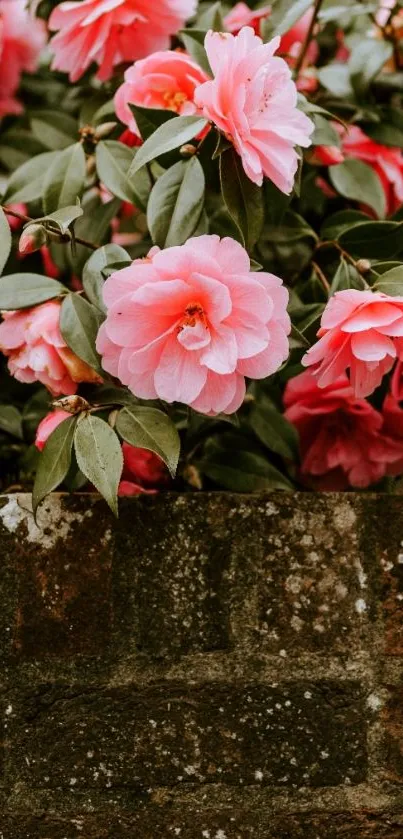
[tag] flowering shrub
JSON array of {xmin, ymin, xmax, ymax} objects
[{"xmin": 0, "ymin": 0, "xmax": 403, "ymax": 511}]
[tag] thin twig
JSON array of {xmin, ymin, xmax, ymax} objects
[
  {"xmin": 1, "ymin": 205, "xmax": 99, "ymax": 251},
  {"xmin": 312, "ymin": 260, "xmax": 330, "ymax": 294},
  {"xmin": 294, "ymin": 0, "xmax": 325, "ymax": 80}
]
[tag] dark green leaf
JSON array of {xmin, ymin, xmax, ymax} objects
[
  {"xmin": 32, "ymin": 416, "xmax": 76, "ymax": 515},
  {"xmin": 30, "ymin": 110, "xmax": 78, "ymax": 151},
  {"xmin": 43, "ymin": 143, "xmax": 86, "ymax": 214},
  {"xmin": 220, "ymin": 147, "xmax": 264, "ymax": 250},
  {"xmin": 249, "ymin": 402, "xmax": 299, "ymax": 461},
  {"xmin": 147, "ymin": 158, "xmax": 205, "ymax": 248},
  {"xmin": 4, "ymin": 151, "xmax": 59, "ymax": 204},
  {"xmin": 321, "ymin": 209, "xmax": 370, "ymax": 240},
  {"xmin": 329, "ymin": 159, "xmax": 386, "ymax": 219},
  {"xmin": 0, "ymin": 207, "xmax": 12, "ymax": 276},
  {"xmin": 129, "ymin": 104, "xmax": 176, "ymax": 142},
  {"xmin": 0, "ymin": 273, "xmax": 66, "ymax": 309},
  {"xmin": 195, "ymin": 1, "xmax": 224, "ymax": 30},
  {"xmin": 263, "ymin": 0, "xmax": 312, "ymax": 38},
  {"xmin": 72, "ymin": 194, "xmax": 121, "ymax": 273},
  {"xmin": 60, "ymin": 294, "xmax": 104, "ymax": 374},
  {"xmin": 74, "ymin": 414, "xmax": 123, "ymax": 515},
  {"xmin": 179, "ymin": 30, "xmax": 212, "ymax": 75},
  {"xmin": 95, "ymin": 140, "xmax": 150, "ymax": 208},
  {"xmin": 349, "ymin": 39, "xmax": 393, "ymax": 96},
  {"xmin": 116, "ymin": 406, "xmax": 180, "ymax": 477},
  {"xmin": 129, "ymin": 116, "xmax": 208, "ymax": 176},
  {"xmin": 82, "ymin": 244, "xmax": 130, "ymax": 312},
  {"xmin": 199, "ymin": 450, "xmax": 293, "ymax": 491},
  {"xmin": 0, "ymin": 405, "xmax": 23, "ymax": 439},
  {"xmin": 40, "ymin": 205, "xmax": 84, "ymax": 235},
  {"xmin": 311, "ymin": 115, "xmax": 341, "ymax": 147},
  {"xmin": 374, "ymin": 265, "xmax": 403, "ymax": 296},
  {"xmin": 338, "ymin": 221, "xmax": 403, "ymax": 259}
]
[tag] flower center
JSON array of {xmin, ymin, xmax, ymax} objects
[
  {"xmin": 179, "ymin": 302, "xmax": 207, "ymax": 331},
  {"xmin": 163, "ymin": 90, "xmax": 188, "ymax": 111}
]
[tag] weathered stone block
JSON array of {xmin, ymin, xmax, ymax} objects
[{"xmin": 10, "ymin": 681, "xmax": 367, "ymax": 790}]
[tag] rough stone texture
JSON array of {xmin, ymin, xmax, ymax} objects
[{"xmin": 0, "ymin": 491, "xmax": 402, "ymax": 837}]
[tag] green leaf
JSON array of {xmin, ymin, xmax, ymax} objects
[
  {"xmin": 30, "ymin": 110, "xmax": 78, "ymax": 151},
  {"xmin": 147, "ymin": 158, "xmax": 205, "ymax": 248},
  {"xmin": 116, "ymin": 406, "xmax": 180, "ymax": 477},
  {"xmin": 329, "ymin": 159, "xmax": 386, "ymax": 219},
  {"xmin": 199, "ymin": 450, "xmax": 293, "ymax": 491},
  {"xmin": 311, "ymin": 115, "xmax": 341, "ymax": 147},
  {"xmin": 349, "ymin": 39, "xmax": 393, "ymax": 97},
  {"xmin": 82, "ymin": 244, "xmax": 130, "ymax": 311},
  {"xmin": 364, "ymin": 107, "xmax": 403, "ymax": 148},
  {"xmin": 319, "ymin": 3, "xmax": 378, "ymax": 22},
  {"xmin": 179, "ymin": 30, "xmax": 212, "ymax": 75},
  {"xmin": 4, "ymin": 151, "xmax": 59, "ymax": 204},
  {"xmin": 263, "ymin": 0, "xmax": 312, "ymax": 38},
  {"xmin": 220, "ymin": 147, "xmax": 264, "ymax": 250},
  {"xmin": 95, "ymin": 140, "xmax": 150, "ymax": 208},
  {"xmin": 129, "ymin": 116, "xmax": 208, "ymax": 176},
  {"xmin": 42, "ymin": 143, "xmax": 86, "ymax": 214},
  {"xmin": 129, "ymin": 104, "xmax": 176, "ymax": 142},
  {"xmin": 60, "ymin": 294, "xmax": 104, "ymax": 374},
  {"xmin": 72, "ymin": 194, "xmax": 121, "ymax": 273},
  {"xmin": 321, "ymin": 209, "xmax": 370, "ymax": 240},
  {"xmin": 0, "ymin": 405, "xmax": 23, "ymax": 439},
  {"xmin": 374, "ymin": 266, "xmax": 403, "ymax": 296},
  {"xmin": 195, "ymin": 1, "xmax": 224, "ymax": 30},
  {"xmin": 0, "ymin": 273, "xmax": 66, "ymax": 309},
  {"xmin": 317, "ymin": 64, "xmax": 354, "ymax": 98},
  {"xmin": 40, "ymin": 205, "xmax": 84, "ymax": 235},
  {"xmin": 32, "ymin": 416, "xmax": 77, "ymax": 515},
  {"xmin": 329, "ymin": 257, "xmax": 365, "ymax": 294},
  {"xmin": 0, "ymin": 207, "xmax": 12, "ymax": 276},
  {"xmin": 74, "ymin": 415, "xmax": 123, "ymax": 515},
  {"xmin": 338, "ymin": 221, "xmax": 403, "ymax": 259},
  {"xmin": 249, "ymin": 402, "xmax": 299, "ymax": 461}
]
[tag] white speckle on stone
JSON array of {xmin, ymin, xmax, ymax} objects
[
  {"xmin": 69, "ymin": 778, "xmax": 77, "ymax": 786},
  {"xmin": 320, "ymin": 750, "xmax": 329, "ymax": 759},
  {"xmin": 149, "ymin": 719, "xmax": 157, "ymax": 728},
  {"xmin": 87, "ymin": 751, "xmax": 94, "ymax": 759},
  {"xmin": 254, "ymin": 769, "xmax": 263, "ymax": 781},
  {"xmin": 215, "ymin": 831, "xmax": 227, "ymax": 839},
  {"xmin": 5, "ymin": 704, "xmax": 12, "ymax": 716},
  {"xmin": 354, "ymin": 559, "xmax": 367, "ymax": 589},
  {"xmin": 184, "ymin": 765, "xmax": 197, "ymax": 776},
  {"xmin": 304, "ymin": 691, "xmax": 312, "ymax": 700},
  {"xmin": 279, "ymin": 649, "xmax": 287, "ymax": 658},
  {"xmin": 265, "ymin": 502, "xmax": 279, "ymax": 516},
  {"xmin": 398, "ymin": 554, "xmax": 403, "ymax": 564},
  {"xmin": 0, "ymin": 494, "xmax": 98, "ymax": 550},
  {"xmin": 355, "ymin": 598, "xmax": 367, "ymax": 614},
  {"xmin": 367, "ymin": 693, "xmax": 383, "ymax": 711},
  {"xmin": 201, "ymin": 832, "xmax": 210, "ymax": 838}
]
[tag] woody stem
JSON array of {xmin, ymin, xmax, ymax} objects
[{"xmin": 1, "ymin": 205, "xmax": 99, "ymax": 251}]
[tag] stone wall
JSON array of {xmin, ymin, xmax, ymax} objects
[{"xmin": 0, "ymin": 492, "xmax": 402, "ymax": 838}]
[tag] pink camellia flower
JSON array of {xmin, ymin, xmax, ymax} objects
[
  {"xmin": 284, "ymin": 369, "xmax": 403, "ymax": 489},
  {"xmin": 381, "ymin": 364, "xmax": 403, "ymax": 477},
  {"xmin": 35, "ymin": 410, "xmax": 72, "ymax": 451},
  {"xmin": 318, "ymin": 123, "xmax": 403, "ymax": 216},
  {"xmin": 118, "ymin": 441, "xmax": 169, "ymax": 495},
  {"xmin": 310, "ymin": 145, "xmax": 344, "ymax": 167},
  {"xmin": 194, "ymin": 27, "xmax": 314, "ymax": 191},
  {"xmin": 115, "ymin": 50, "xmax": 210, "ymax": 137},
  {"xmin": 0, "ymin": 0, "xmax": 46, "ymax": 118},
  {"xmin": 0, "ymin": 301, "xmax": 101, "ymax": 396},
  {"xmin": 224, "ymin": 2, "xmax": 271, "ymax": 36},
  {"xmin": 302, "ymin": 289, "xmax": 403, "ymax": 399},
  {"xmin": 49, "ymin": 0, "xmax": 197, "ymax": 83},
  {"xmin": 96, "ymin": 235, "xmax": 290, "ymax": 415}
]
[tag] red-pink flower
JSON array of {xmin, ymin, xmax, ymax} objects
[
  {"xmin": 302, "ymin": 289, "xmax": 403, "ymax": 398},
  {"xmin": 49, "ymin": 0, "xmax": 197, "ymax": 83},
  {"xmin": 319, "ymin": 123, "xmax": 403, "ymax": 216},
  {"xmin": 118, "ymin": 442, "xmax": 169, "ymax": 494},
  {"xmin": 194, "ymin": 27, "xmax": 314, "ymax": 191},
  {"xmin": 96, "ymin": 235, "xmax": 290, "ymax": 415},
  {"xmin": 0, "ymin": 0, "xmax": 46, "ymax": 118},
  {"xmin": 224, "ymin": 2, "xmax": 271, "ymax": 36},
  {"xmin": 0, "ymin": 301, "xmax": 101, "ymax": 396},
  {"xmin": 115, "ymin": 50, "xmax": 210, "ymax": 136},
  {"xmin": 382, "ymin": 363, "xmax": 403, "ymax": 459},
  {"xmin": 35, "ymin": 410, "xmax": 71, "ymax": 451},
  {"xmin": 284, "ymin": 369, "xmax": 403, "ymax": 489}
]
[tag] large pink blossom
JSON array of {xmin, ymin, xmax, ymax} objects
[
  {"xmin": 194, "ymin": 27, "xmax": 314, "ymax": 191},
  {"xmin": 0, "ymin": 0, "xmax": 46, "ymax": 118},
  {"xmin": 302, "ymin": 289, "xmax": 403, "ymax": 398},
  {"xmin": 96, "ymin": 235, "xmax": 290, "ymax": 415},
  {"xmin": 284, "ymin": 369, "xmax": 403, "ymax": 489},
  {"xmin": 49, "ymin": 0, "xmax": 197, "ymax": 83},
  {"xmin": 316, "ymin": 123, "xmax": 403, "ymax": 216},
  {"xmin": 0, "ymin": 301, "xmax": 101, "ymax": 396},
  {"xmin": 115, "ymin": 49, "xmax": 209, "ymax": 137}
]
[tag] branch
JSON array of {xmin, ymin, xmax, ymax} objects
[
  {"xmin": 1, "ymin": 205, "xmax": 99, "ymax": 251},
  {"xmin": 294, "ymin": 0, "xmax": 324, "ymax": 80}
]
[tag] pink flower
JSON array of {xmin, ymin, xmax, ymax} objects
[
  {"xmin": 224, "ymin": 2, "xmax": 271, "ymax": 36},
  {"xmin": 49, "ymin": 0, "xmax": 197, "ymax": 83},
  {"xmin": 284, "ymin": 369, "xmax": 403, "ymax": 489},
  {"xmin": 0, "ymin": 0, "xmax": 46, "ymax": 118},
  {"xmin": 35, "ymin": 410, "xmax": 71, "ymax": 451},
  {"xmin": 115, "ymin": 50, "xmax": 210, "ymax": 137},
  {"xmin": 320, "ymin": 123, "xmax": 403, "ymax": 216},
  {"xmin": 0, "ymin": 301, "xmax": 101, "ymax": 396},
  {"xmin": 302, "ymin": 289, "xmax": 403, "ymax": 398},
  {"xmin": 194, "ymin": 27, "xmax": 314, "ymax": 191},
  {"xmin": 279, "ymin": 9, "xmax": 318, "ymax": 69},
  {"xmin": 118, "ymin": 441, "xmax": 169, "ymax": 494},
  {"xmin": 310, "ymin": 145, "xmax": 344, "ymax": 166},
  {"xmin": 5, "ymin": 203, "xmax": 27, "ymax": 232},
  {"xmin": 96, "ymin": 235, "xmax": 290, "ymax": 415},
  {"xmin": 381, "ymin": 365, "xmax": 403, "ymax": 478}
]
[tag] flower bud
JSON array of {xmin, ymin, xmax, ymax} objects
[
  {"xmin": 19, "ymin": 223, "xmax": 47, "ymax": 255},
  {"xmin": 356, "ymin": 259, "xmax": 371, "ymax": 274},
  {"xmin": 94, "ymin": 121, "xmax": 117, "ymax": 140},
  {"xmin": 51, "ymin": 395, "xmax": 90, "ymax": 414},
  {"xmin": 180, "ymin": 143, "xmax": 197, "ymax": 157}
]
